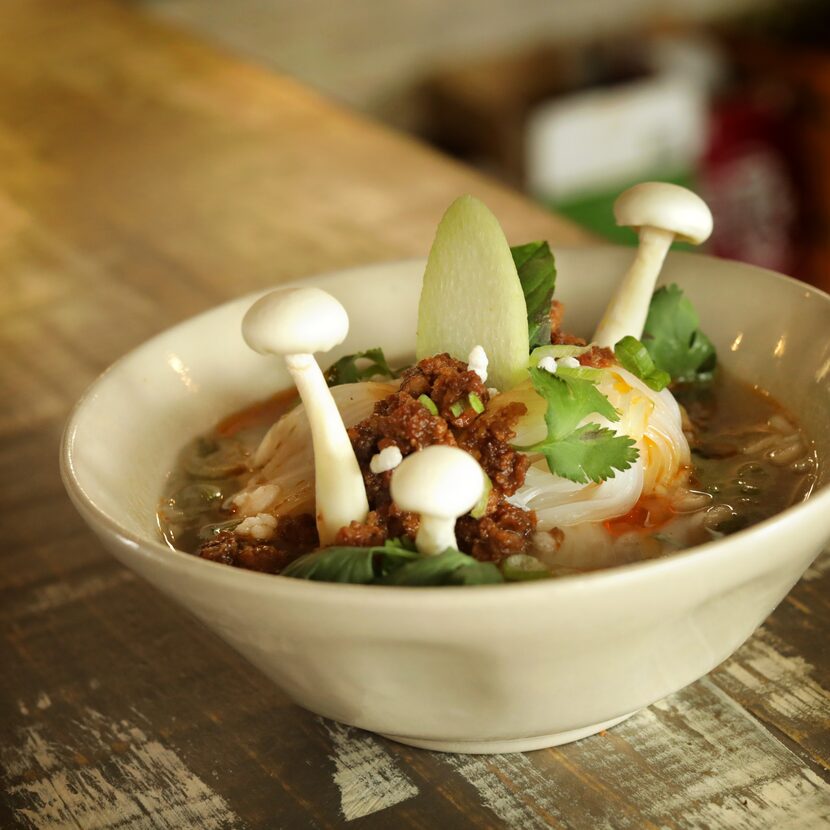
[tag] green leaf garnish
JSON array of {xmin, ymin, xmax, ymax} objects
[
  {"xmin": 614, "ymin": 335, "xmax": 671, "ymax": 391},
  {"xmin": 468, "ymin": 392, "xmax": 485, "ymax": 414},
  {"xmin": 381, "ymin": 548, "xmax": 504, "ymax": 586},
  {"xmin": 511, "ymin": 241, "xmax": 557, "ymax": 349},
  {"xmin": 642, "ymin": 285, "xmax": 717, "ymax": 384},
  {"xmin": 514, "ymin": 367, "xmax": 639, "ymax": 484},
  {"xmin": 281, "ymin": 539, "xmax": 502, "ymax": 586},
  {"xmin": 282, "ymin": 539, "xmax": 417, "ymax": 583},
  {"xmin": 418, "ymin": 394, "xmax": 438, "ymax": 415},
  {"xmin": 530, "ymin": 423, "xmax": 638, "ymax": 485},
  {"xmin": 470, "ymin": 473, "xmax": 492, "ymax": 519},
  {"xmin": 324, "ymin": 347, "xmax": 400, "ymax": 387}
]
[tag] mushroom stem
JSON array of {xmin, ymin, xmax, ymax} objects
[
  {"xmin": 416, "ymin": 515, "xmax": 459, "ymax": 557},
  {"xmin": 285, "ymin": 353, "xmax": 369, "ymax": 545},
  {"xmin": 390, "ymin": 445, "xmax": 485, "ymax": 557},
  {"xmin": 592, "ymin": 182, "xmax": 713, "ymax": 348},
  {"xmin": 241, "ymin": 286, "xmax": 370, "ymax": 546},
  {"xmin": 593, "ymin": 226, "xmax": 673, "ymax": 348}
]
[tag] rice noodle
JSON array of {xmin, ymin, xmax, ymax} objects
[
  {"xmin": 500, "ymin": 365, "xmax": 691, "ymax": 530},
  {"xmin": 510, "ymin": 458, "xmax": 644, "ymax": 528},
  {"xmin": 233, "ymin": 380, "xmax": 397, "ymax": 519}
]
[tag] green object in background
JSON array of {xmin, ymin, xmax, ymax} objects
[{"xmin": 547, "ymin": 171, "xmax": 697, "ymax": 247}]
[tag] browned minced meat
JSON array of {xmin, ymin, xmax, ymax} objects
[
  {"xmin": 199, "ymin": 514, "xmax": 317, "ymax": 573},
  {"xmin": 455, "ymin": 402, "xmax": 529, "ymax": 496},
  {"xmin": 456, "ymin": 497, "xmax": 537, "ymax": 562},
  {"xmin": 342, "ymin": 353, "xmax": 535, "ymax": 562},
  {"xmin": 335, "ymin": 504, "xmax": 420, "ymax": 548},
  {"xmin": 349, "ymin": 391, "xmax": 456, "ymax": 508},
  {"xmin": 550, "ymin": 300, "xmax": 587, "ymax": 346},
  {"xmin": 398, "ymin": 353, "xmax": 490, "ymax": 427},
  {"xmin": 578, "ymin": 345, "xmax": 616, "ymax": 368}
]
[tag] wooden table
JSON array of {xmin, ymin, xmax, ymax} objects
[{"xmin": 1, "ymin": 2, "xmax": 828, "ymax": 827}]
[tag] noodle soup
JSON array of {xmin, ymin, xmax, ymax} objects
[{"xmin": 158, "ymin": 369, "xmax": 817, "ymax": 575}]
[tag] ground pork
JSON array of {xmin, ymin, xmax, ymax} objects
[
  {"xmin": 340, "ymin": 354, "xmax": 534, "ymax": 560},
  {"xmin": 199, "ymin": 513, "xmax": 317, "ymax": 573},
  {"xmin": 456, "ymin": 497, "xmax": 537, "ymax": 562}
]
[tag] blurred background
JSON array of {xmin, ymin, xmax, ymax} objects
[{"xmin": 139, "ymin": 0, "xmax": 830, "ymax": 289}]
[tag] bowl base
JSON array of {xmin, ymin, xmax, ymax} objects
[{"xmin": 379, "ymin": 711, "xmax": 636, "ymax": 754}]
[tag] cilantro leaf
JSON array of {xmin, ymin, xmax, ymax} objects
[
  {"xmin": 528, "ymin": 424, "xmax": 639, "ymax": 485},
  {"xmin": 529, "ymin": 366, "xmax": 619, "ymax": 438},
  {"xmin": 514, "ymin": 367, "xmax": 638, "ymax": 484},
  {"xmin": 642, "ymin": 285, "xmax": 716, "ymax": 384},
  {"xmin": 511, "ymin": 241, "xmax": 557, "ymax": 349},
  {"xmin": 614, "ymin": 335, "xmax": 671, "ymax": 391},
  {"xmin": 323, "ymin": 347, "xmax": 400, "ymax": 387}
]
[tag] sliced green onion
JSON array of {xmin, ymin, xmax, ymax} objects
[
  {"xmin": 501, "ymin": 554, "xmax": 551, "ymax": 581},
  {"xmin": 529, "ymin": 344, "xmax": 589, "ymax": 367},
  {"xmin": 450, "ymin": 400, "xmax": 465, "ymax": 418},
  {"xmin": 418, "ymin": 394, "xmax": 438, "ymax": 415},
  {"xmin": 614, "ymin": 335, "xmax": 671, "ymax": 391},
  {"xmin": 470, "ymin": 473, "xmax": 493, "ymax": 519},
  {"xmin": 468, "ymin": 392, "xmax": 485, "ymax": 414},
  {"xmin": 555, "ymin": 365, "xmax": 604, "ymax": 382}
]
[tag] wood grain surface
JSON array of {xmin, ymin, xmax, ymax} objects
[{"xmin": 1, "ymin": 1, "xmax": 828, "ymax": 828}]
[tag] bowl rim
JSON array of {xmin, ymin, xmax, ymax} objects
[{"xmin": 60, "ymin": 247, "xmax": 830, "ymax": 607}]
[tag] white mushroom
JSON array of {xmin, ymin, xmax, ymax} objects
[
  {"xmin": 242, "ymin": 287, "xmax": 369, "ymax": 545},
  {"xmin": 390, "ymin": 445, "xmax": 485, "ymax": 556},
  {"xmin": 593, "ymin": 182, "xmax": 713, "ymax": 347}
]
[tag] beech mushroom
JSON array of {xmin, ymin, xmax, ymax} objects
[
  {"xmin": 593, "ymin": 182, "xmax": 713, "ymax": 347},
  {"xmin": 242, "ymin": 287, "xmax": 369, "ymax": 545},
  {"xmin": 390, "ymin": 445, "xmax": 486, "ymax": 556}
]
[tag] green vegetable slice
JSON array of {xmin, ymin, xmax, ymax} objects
[
  {"xmin": 528, "ymin": 346, "xmax": 603, "ymax": 380},
  {"xmin": 530, "ymin": 344, "xmax": 589, "ymax": 361},
  {"xmin": 470, "ymin": 473, "xmax": 493, "ymax": 519},
  {"xmin": 514, "ymin": 367, "xmax": 639, "ymax": 484},
  {"xmin": 324, "ymin": 347, "xmax": 399, "ymax": 387},
  {"xmin": 418, "ymin": 394, "xmax": 438, "ymax": 415},
  {"xmin": 416, "ymin": 196, "xmax": 530, "ymax": 390},
  {"xmin": 501, "ymin": 554, "xmax": 551, "ymax": 581},
  {"xmin": 614, "ymin": 335, "xmax": 671, "ymax": 391},
  {"xmin": 511, "ymin": 241, "xmax": 557, "ymax": 348},
  {"xmin": 642, "ymin": 285, "xmax": 717, "ymax": 384}
]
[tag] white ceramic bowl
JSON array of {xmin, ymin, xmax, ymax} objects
[{"xmin": 61, "ymin": 248, "xmax": 830, "ymax": 753}]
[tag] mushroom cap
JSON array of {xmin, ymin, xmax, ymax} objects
[
  {"xmin": 391, "ymin": 445, "xmax": 485, "ymax": 519},
  {"xmin": 242, "ymin": 287, "xmax": 349, "ymax": 356},
  {"xmin": 614, "ymin": 182, "xmax": 713, "ymax": 245}
]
